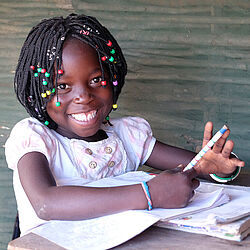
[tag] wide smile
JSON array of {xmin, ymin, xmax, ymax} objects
[{"xmin": 69, "ymin": 110, "xmax": 97, "ymax": 122}]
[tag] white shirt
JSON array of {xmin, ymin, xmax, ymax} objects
[{"xmin": 5, "ymin": 116, "xmax": 156, "ymax": 235}]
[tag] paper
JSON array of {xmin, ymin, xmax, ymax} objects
[
  {"xmin": 157, "ymin": 214, "xmax": 250, "ymax": 241},
  {"xmin": 32, "ymin": 210, "xmax": 159, "ymax": 250},
  {"xmin": 156, "ymin": 180, "xmax": 250, "ymax": 241},
  {"xmin": 31, "ymin": 171, "xmax": 231, "ymax": 249}
]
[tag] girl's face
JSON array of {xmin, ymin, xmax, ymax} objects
[{"xmin": 46, "ymin": 38, "xmax": 113, "ymax": 141}]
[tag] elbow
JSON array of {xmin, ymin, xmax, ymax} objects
[{"xmin": 34, "ymin": 200, "xmax": 52, "ymax": 221}]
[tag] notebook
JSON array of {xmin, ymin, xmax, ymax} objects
[{"xmin": 31, "ymin": 171, "xmax": 239, "ymax": 250}]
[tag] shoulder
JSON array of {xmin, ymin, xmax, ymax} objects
[
  {"xmin": 104, "ymin": 116, "xmax": 154, "ymax": 140},
  {"xmin": 5, "ymin": 118, "xmax": 56, "ymax": 170},
  {"xmin": 7, "ymin": 117, "xmax": 55, "ymax": 142},
  {"xmin": 110, "ymin": 116, "xmax": 152, "ymax": 131}
]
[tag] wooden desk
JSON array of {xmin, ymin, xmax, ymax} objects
[
  {"xmin": 8, "ymin": 172, "xmax": 250, "ymax": 250},
  {"xmin": 7, "ymin": 228, "xmax": 250, "ymax": 250}
]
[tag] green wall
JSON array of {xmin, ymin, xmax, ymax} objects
[{"xmin": 74, "ymin": 0, "xmax": 250, "ymax": 169}]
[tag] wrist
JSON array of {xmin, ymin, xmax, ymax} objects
[
  {"xmin": 140, "ymin": 182, "xmax": 153, "ymax": 210},
  {"xmin": 209, "ymin": 152, "xmax": 241, "ymax": 183}
]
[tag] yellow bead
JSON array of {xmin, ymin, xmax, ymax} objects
[
  {"xmin": 41, "ymin": 93, "xmax": 47, "ymax": 98},
  {"xmin": 46, "ymin": 90, "xmax": 51, "ymax": 95},
  {"xmin": 113, "ymin": 104, "xmax": 118, "ymax": 109}
]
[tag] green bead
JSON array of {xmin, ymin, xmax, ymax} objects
[
  {"xmin": 44, "ymin": 121, "xmax": 49, "ymax": 126},
  {"xmin": 110, "ymin": 49, "xmax": 115, "ymax": 54},
  {"xmin": 56, "ymin": 102, "xmax": 61, "ymax": 107},
  {"xmin": 51, "ymin": 88, "xmax": 55, "ymax": 93},
  {"xmin": 42, "ymin": 80, "xmax": 48, "ymax": 85},
  {"xmin": 106, "ymin": 116, "xmax": 110, "ymax": 121},
  {"xmin": 109, "ymin": 56, "xmax": 114, "ymax": 62},
  {"xmin": 37, "ymin": 68, "xmax": 42, "ymax": 73},
  {"xmin": 34, "ymin": 73, "xmax": 39, "ymax": 77},
  {"xmin": 45, "ymin": 72, "xmax": 50, "ymax": 77}
]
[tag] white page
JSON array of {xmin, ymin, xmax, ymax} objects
[{"xmin": 32, "ymin": 210, "xmax": 159, "ymax": 250}]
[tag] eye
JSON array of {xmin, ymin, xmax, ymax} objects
[
  {"xmin": 57, "ymin": 83, "xmax": 69, "ymax": 90},
  {"xmin": 90, "ymin": 77, "xmax": 102, "ymax": 86}
]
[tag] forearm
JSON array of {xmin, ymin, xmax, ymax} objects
[
  {"xmin": 33, "ymin": 184, "xmax": 147, "ymax": 221},
  {"xmin": 145, "ymin": 140, "xmax": 195, "ymax": 171}
]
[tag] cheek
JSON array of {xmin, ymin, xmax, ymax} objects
[{"xmin": 46, "ymin": 96, "xmax": 60, "ymax": 115}]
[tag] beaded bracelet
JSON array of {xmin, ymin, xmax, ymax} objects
[
  {"xmin": 209, "ymin": 152, "xmax": 241, "ymax": 183},
  {"xmin": 141, "ymin": 181, "xmax": 153, "ymax": 211},
  {"xmin": 209, "ymin": 166, "xmax": 241, "ymax": 183}
]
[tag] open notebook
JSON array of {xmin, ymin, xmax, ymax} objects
[
  {"xmin": 157, "ymin": 182, "xmax": 250, "ymax": 241},
  {"xmin": 31, "ymin": 171, "xmax": 232, "ymax": 250}
]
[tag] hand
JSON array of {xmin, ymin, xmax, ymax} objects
[
  {"xmin": 147, "ymin": 168, "xmax": 199, "ymax": 209},
  {"xmin": 194, "ymin": 121, "xmax": 245, "ymax": 175}
]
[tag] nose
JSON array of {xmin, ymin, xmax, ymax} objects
[{"xmin": 73, "ymin": 86, "xmax": 93, "ymax": 104}]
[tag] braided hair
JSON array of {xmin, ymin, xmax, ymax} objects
[{"xmin": 14, "ymin": 13, "xmax": 127, "ymax": 129}]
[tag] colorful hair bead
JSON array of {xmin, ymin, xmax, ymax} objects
[
  {"xmin": 37, "ymin": 68, "xmax": 42, "ymax": 73},
  {"xmin": 41, "ymin": 69, "xmax": 46, "ymax": 73},
  {"xmin": 51, "ymin": 88, "xmax": 56, "ymax": 93},
  {"xmin": 41, "ymin": 93, "xmax": 47, "ymax": 98},
  {"xmin": 58, "ymin": 69, "xmax": 63, "ymax": 74},
  {"xmin": 110, "ymin": 49, "xmax": 115, "ymax": 54},
  {"xmin": 113, "ymin": 104, "xmax": 118, "ymax": 109},
  {"xmin": 101, "ymin": 81, "xmax": 107, "ymax": 86},
  {"xmin": 44, "ymin": 121, "xmax": 49, "ymax": 126},
  {"xmin": 101, "ymin": 56, "xmax": 107, "ymax": 61},
  {"xmin": 109, "ymin": 56, "xmax": 114, "ymax": 62},
  {"xmin": 30, "ymin": 65, "xmax": 35, "ymax": 70},
  {"xmin": 113, "ymin": 80, "xmax": 118, "ymax": 86},
  {"xmin": 34, "ymin": 73, "xmax": 39, "ymax": 77},
  {"xmin": 56, "ymin": 102, "xmax": 61, "ymax": 107},
  {"xmin": 46, "ymin": 90, "xmax": 51, "ymax": 95},
  {"xmin": 107, "ymin": 40, "xmax": 112, "ymax": 47},
  {"xmin": 45, "ymin": 72, "xmax": 50, "ymax": 77},
  {"xmin": 42, "ymin": 80, "xmax": 48, "ymax": 85}
]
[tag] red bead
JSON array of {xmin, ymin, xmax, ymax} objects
[
  {"xmin": 30, "ymin": 66, "xmax": 35, "ymax": 70},
  {"xmin": 101, "ymin": 81, "xmax": 107, "ymax": 86},
  {"xmin": 41, "ymin": 69, "xmax": 46, "ymax": 73},
  {"xmin": 58, "ymin": 69, "xmax": 63, "ymax": 74},
  {"xmin": 101, "ymin": 56, "xmax": 107, "ymax": 61},
  {"xmin": 107, "ymin": 40, "xmax": 112, "ymax": 47}
]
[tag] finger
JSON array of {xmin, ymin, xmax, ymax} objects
[
  {"xmin": 212, "ymin": 128, "xmax": 230, "ymax": 154},
  {"xmin": 184, "ymin": 168, "xmax": 198, "ymax": 180},
  {"xmin": 202, "ymin": 121, "xmax": 213, "ymax": 148},
  {"xmin": 171, "ymin": 164, "xmax": 185, "ymax": 173},
  {"xmin": 192, "ymin": 178, "xmax": 200, "ymax": 190},
  {"xmin": 231, "ymin": 158, "xmax": 245, "ymax": 168},
  {"xmin": 221, "ymin": 140, "xmax": 234, "ymax": 158}
]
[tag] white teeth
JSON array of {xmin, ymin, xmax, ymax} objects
[{"xmin": 71, "ymin": 110, "xmax": 97, "ymax": 122}]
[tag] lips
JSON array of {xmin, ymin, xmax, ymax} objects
[{"xmin": 70, "ymin": 110, "xmax": 97, "ymax": 122}]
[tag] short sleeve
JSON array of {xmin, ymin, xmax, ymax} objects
[
  {"xmin": 111, "ymin": 117, "xmax": 156, "ymax": 166},
  {"xmin": 5, "ymin": 118, "xmax": 56, "ymax": 170}
]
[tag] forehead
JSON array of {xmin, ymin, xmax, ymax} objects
[{"xmin": 62, "ymin": 37, "xmax": 99, "ymax": 65}]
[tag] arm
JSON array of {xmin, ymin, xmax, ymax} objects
[
  {"xmin": 18, "ymin": 151, "xmax": 199, "ymax": 220},
  {"xmin": 145, "ymin": 121, "xmax": 245, "ymax": 178},
  {"xmin": 18, "ymin": 152, "xmax": 147, "ymax": 220}
]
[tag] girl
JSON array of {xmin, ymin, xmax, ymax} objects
[{"xmin": 5, "ymin": 13, "xmax": 244, "ymax": 236}]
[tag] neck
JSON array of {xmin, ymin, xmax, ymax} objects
[{"xmin": 55, "ymin": 127, "xmax": 108, "ymax": 142}]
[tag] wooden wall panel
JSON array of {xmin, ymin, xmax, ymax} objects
[{"xmin": 75, "ymin": 0, "xmax": 250, "ymax": 168}]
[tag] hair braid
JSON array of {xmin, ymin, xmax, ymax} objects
[{"xmin": 14, "ymin": 13, "xmax": 127, "ymax": 129}]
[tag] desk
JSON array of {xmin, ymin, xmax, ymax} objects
[
  {"xmin": 7, "ymin": 228, "xmax": 250, "ymax": 250},
  {"xmin": 8, "ymin": 172, "xmax": 250, "ymax": 250}
]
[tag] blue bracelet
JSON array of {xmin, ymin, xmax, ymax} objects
[{"xmin": 141, "ymin": 181, "xmax": 153, "ymax": 210}]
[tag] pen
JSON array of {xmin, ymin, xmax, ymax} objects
[{"xmin": 183, "ymin": 125, "xmax": 228, "ymax": 172}]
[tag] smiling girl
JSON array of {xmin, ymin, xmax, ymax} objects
[{"xmin": 5, "ymin": 14, "xmax": 244, "ymax": 236}]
